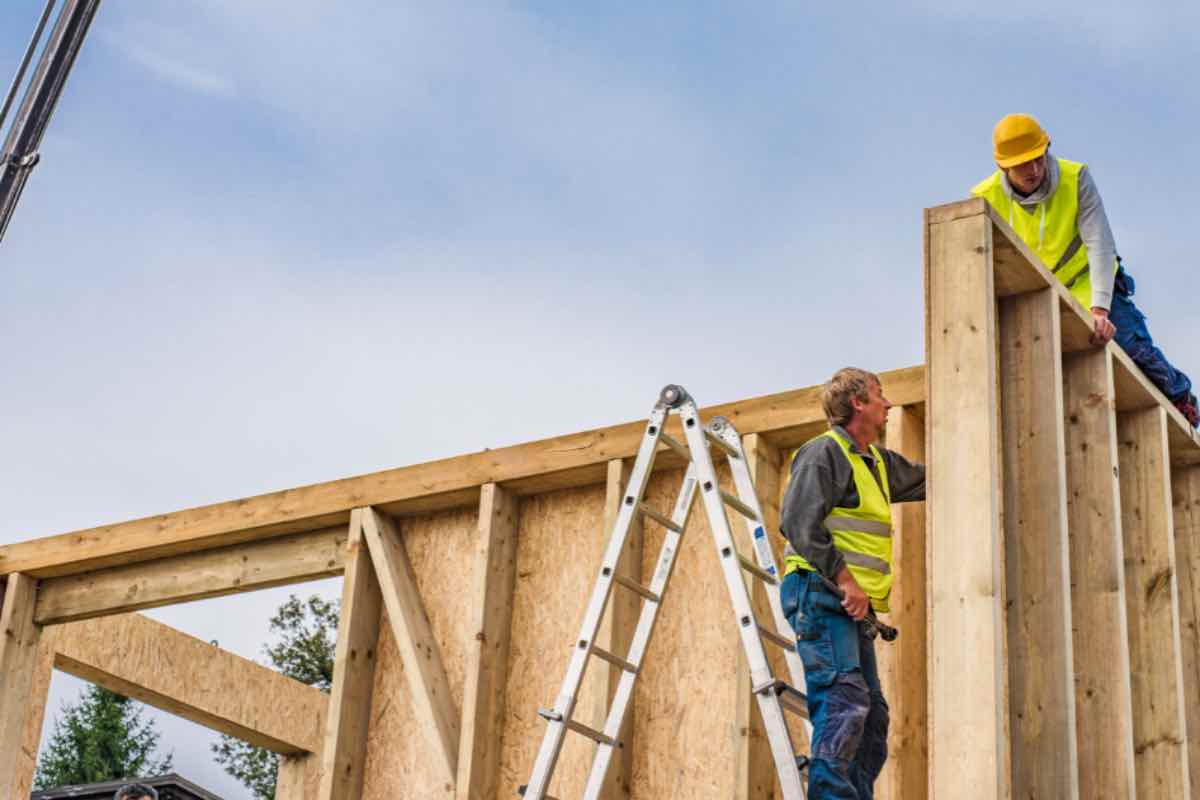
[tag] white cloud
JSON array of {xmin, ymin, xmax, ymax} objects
[{"xmin": 100, "ymin": 27, "xmax": 235, "ymax": 97}]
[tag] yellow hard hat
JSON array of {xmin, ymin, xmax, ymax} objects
[{"xmin": 993, "ymin": 113, "xmax": 1049, "ymax": 168}]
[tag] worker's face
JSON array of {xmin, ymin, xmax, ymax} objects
[
  {"xmin": 1004, "ymin": 154, "xmax": 1047, "ymax": 195},
  {"xmin": 853, "ymin": 380, "xmax": 891, "ymax": 440}
]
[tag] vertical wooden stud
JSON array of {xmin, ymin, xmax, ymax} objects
[
  {"xmin": 277, "ymin": 753, "xmax": 320, "ymax": 800},
  {"xmin": 878, "ymin": 404, "xmax": 928, "ymax": 800},
  {"xmin": 1063, "ymin": 349, "xmax": 1137, "ymax": 798},
  {"xmin": 8, "ymin": 599, "xmax": 52, "ymax": 800},
  {"xmin": 998, "ymin": 288, "xmax": 1078, "ymax": 798},
  {"xmin": 1119, "ymin": 408, "xmax": 1190, "ymax": 798},
  {"xmin": 925, "ymin": 207, "xmax": 1011, "ymax": 799},
  {"xmin": 318, "ymin": 509, "xmax": 383, "ymax": 800},
  {"xmin": 0, "ymin": 573, "xmax": 41, "ymax": 792},
  {"xmin": 457, "ymin": 483, "xmax": 521, "ymax": 800},
  {"xmin": 1174, "ymin": 464, "xmax": 1200, "ymax": 798}
]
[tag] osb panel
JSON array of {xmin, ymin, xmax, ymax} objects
[
  {"xmin": 499, "ymin": 483, "xmax": 610, "ymax": 798},
  {"xmin": 362, "ymin": 507, "xmax": 477, "ymax": 798},
  {"xmin": 630, "ymin": 465, "xmax": 741, "ymax": 799}
]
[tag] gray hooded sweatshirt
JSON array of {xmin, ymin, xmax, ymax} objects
[{"xmin": 998, "ymin": 153, "xmax": 1118, "ymax": 310}]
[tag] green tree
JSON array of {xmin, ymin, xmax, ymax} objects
[
  {"xmin": 34, "ymin": 685, "xmax": 173, "ymax": 789},
  {"xmin": 212, "ymin": 594, "xmax": 339, "ymax": 799}
]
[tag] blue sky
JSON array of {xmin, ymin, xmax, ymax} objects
[{"xmin": 3, "ymin": 3, "xmax": 1198, "ymax": 796}]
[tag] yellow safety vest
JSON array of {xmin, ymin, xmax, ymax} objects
[
  {"xmin": 783, "ymin": 430, "xmax": 894, "ymax": 613},
  {"xmin": 971, "ymin": 157, "xmax": 1118, "ymax": 310}
]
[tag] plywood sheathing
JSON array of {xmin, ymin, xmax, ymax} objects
[
  {"xmin": 362, "ymin": 506, "xmax": 476, "ymax": 799},
  {"xmin": 630, "ymin": 464, "xmax": 741, "ymax": 799},
  {"xmin": 499, "ymin": 483, "xmax": 609, "ymax": 798}
]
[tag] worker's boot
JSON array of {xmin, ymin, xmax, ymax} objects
[{"xmin": 1175, "ymin": 393, "xmax": 1200, "ymax": 428}]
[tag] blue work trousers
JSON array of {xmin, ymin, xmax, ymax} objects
[
  {"xmin": 782, "ymin": 570, "xmax": 888, "ymax": 800},
  {"xmin": 1109, "ymin": 266, "xmax": 1193, "ymax": 402}
]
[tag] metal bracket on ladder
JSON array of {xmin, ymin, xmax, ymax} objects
[{"xmin": 519, "ymin": 385, "xmax": 812, "ymax": 799}]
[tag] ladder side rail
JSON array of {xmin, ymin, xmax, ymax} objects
[
  {"xmin": 679, "ymin": 403, "xmax": 806, "ymax": 799},
  {"xmin": 522, "ymin": 404, "xmax": 671, "ymax": 800},
  {"xmin": 715, "ymin": 422, "xmax": 807, "ymax": 689},
  {"xmin": 581, "ymin": 465, "xmax": 701, "ymax": 798}
]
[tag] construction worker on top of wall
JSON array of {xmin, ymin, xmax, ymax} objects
[
  {"xmin": 779, "ymin": 367, "xmax": 925, "ymax": 800},
  {"xmin": 972, "ymin": 113, "xmax": 1199, "ymax": 427}
]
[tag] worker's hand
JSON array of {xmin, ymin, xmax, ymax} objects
[
  {"xmin": 1090, "ymin": 307, "xmax": 1116, "ymax": 346},
  {"xmin": 835, "ymin": 567, "xmax": 869, "ymax": 621}
]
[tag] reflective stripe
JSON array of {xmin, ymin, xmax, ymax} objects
[
  {"xmin": 824, "ymin": 514, "xmax": 892, "ymax": 538},
  {"xmin": 1052, "ymin": 234, "xmax": 1084, "ymax": 273},
  {"xmin": 841, "ymin": 551, "xmax": 891, "ymax": 575},
  {"xmin": 1064, "ymin": 261, "xmax": 1090, "ymax": 289}
]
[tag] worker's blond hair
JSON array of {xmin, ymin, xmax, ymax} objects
[{"xmin": 822, "ymin": 367, "xmax": 880, "ymax": 428}]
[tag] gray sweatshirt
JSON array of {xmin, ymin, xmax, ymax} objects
[
  {"xmin": 779, "ymin": 426, "xmax": 926, "ymax": 579},
  {"xmin": 999, "ymin": 153, "xmax": 1118, "ymax": 310}
]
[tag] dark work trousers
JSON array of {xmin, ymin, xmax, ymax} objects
[
  {"xmin": 781, "ymin": 570, "xmax": 888, "ymax": 800},
  {"xmin": 1108, "ymin": 265, "xmax": 1193, "ymax": 403}
]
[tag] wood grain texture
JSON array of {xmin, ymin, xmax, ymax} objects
[
  {"xmin": 52, "ymin": 612, "xmax": 327, "ymax": 753},
  {"xmin": 457, "ymin": 484, "xmax": 520, "ymax": 800},
  {"xmin": 0, "ymin": 368, "xmax": 925, "ymax": 580},
  {"xmin": 1118, "ymin": 408, "xmax": 1191, "ymax": 799},
  {"xmin": 877, "ymin": 405, "xmax": 928, "ymax": 800},
  {"xmin": 277, "ymin": 754, "xmax": 321, "ymax": 800},
  {"xmin": 362, "ymin": 506, "xmax": 475, "ymax": 798},
  {"xmin": 998, "ymin": 289, "xmax": 1078, "ymax": 798},
  {"xmin": 587, "ymin": 459, "xmax": 644, "ymax": 800},
  {"xmin": 35, "ymin": 526, "xmax": 347, "ymax": 624},
  {"xmin": 319, "ymin": 509, "xmax": 382, "ymax": 800},
  {"xmin": 737, "ymin": 434, "xmax": 783, "ymax": 800},
  {"xmin": 1172, "ymin": 465, "xmax": 1200, "ymax": 798},
  {"xmin": 8, "ymin": 592, "xmax": 52, "ymax": 800},
  {"xmin": 361, "ymin": 507, "xmax": 461, "ymax": 788},
  {"xmin": 1063, "ymin": 349, "xmax": 1137, "ymax": 799},
  {"xmin": 925, "ymin": 207, "xmax": 1011, "ymax": 799},
  {"xmin": 0, "ymin": 573, "xmax": 41, "ymax": 788}
]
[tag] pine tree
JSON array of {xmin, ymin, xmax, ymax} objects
[
  {"xmin": 212, "ymin": 594, "xmax": 339, "ymax": 799},
  {"xmin": 34, "ymin": 685, "xmax": 173, "ymax": 789}
]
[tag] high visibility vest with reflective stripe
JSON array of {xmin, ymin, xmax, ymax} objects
[
  {"xmin": 971, "ymin": 157, "xmax": 1118, "ymax": 310},
  {"xmin": 783, "ymin": 430, "xmax": 895, "ymax": 613}
]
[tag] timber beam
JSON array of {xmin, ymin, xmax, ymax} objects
[{"xmin": 0, "ymin": 366, "xmax": 924, "ymax": 580}]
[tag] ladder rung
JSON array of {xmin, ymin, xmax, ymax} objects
[
  {"xmin": 518, "ymin": 786, "xmax": 560, "ymax": 800},
  {"xmin": 638, "ymin": 502, "xmax": 683, "ymax": 532},
  {"xmin": 658, "ymin": 431, "xmax": 689, "ymax": 458},
  {"xmin": 757, "ymin": 624, "xmax": 796, "ymax": 652},
  {"xmin": 719, "ymin": 489, "xmax": 758, "ymax": 520},
  {"xmin": 591, "ymin": 645, "xmax": 639, "ymax": 674},
  {"xmin": 565, "ymin": 718, "xmax": 618, "ymax": 747},
  {"xmin": 736, "ymin": 553, "xmax": 778, "ymax": 586},
  {"xmin": 704, "ymin": 428, "xmax": 740, "ymax": 458},
  {"xmin": 613, "ymin": 574, "xmax": 661, "ymax": 603},
  {"xmin": 755, "ymin": 679, "xmax": 809, "ymax": 718},
  {"xmin": 537, "ymin": 707, "xmax": 563, "ymax": 722}
]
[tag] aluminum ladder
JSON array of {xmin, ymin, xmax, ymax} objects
[{"xmin": 519, "ymin": 385, "xmax": 811, "ymax": 799}]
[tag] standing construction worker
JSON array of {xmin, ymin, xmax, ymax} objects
[
  {"xmin": 779, "ymin": 367, "xmax": 925, "ymax": 800},
  {"xmin": 972, "ymin": 113, "xmax": 1199, "ymax": 427}
]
